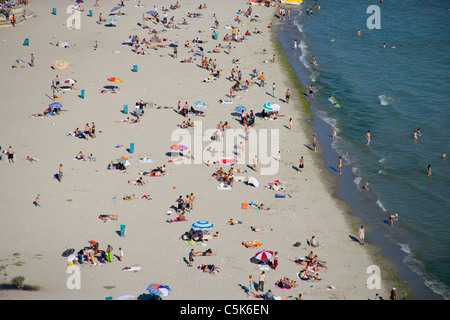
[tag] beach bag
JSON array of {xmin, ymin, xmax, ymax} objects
[{"xmin": 242, "ymin": 202, "xmax": 249, "ymax": 209}]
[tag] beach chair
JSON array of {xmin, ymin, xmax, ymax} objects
[
  {"xmin": 52, "ymin": 8, "xmax": 56, "ymax": 15},
  {"xmin": 132, "ymin": 65, "xmax": 138, "ymax": 72},
  {"xmin": 23, "ymin": 38, "xmax": 29, "ymax": 46},
  {"xmin": 120, "ymin": 225, "xmax": 127, "ymax": 237}
]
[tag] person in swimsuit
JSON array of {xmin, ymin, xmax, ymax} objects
[
  {"xmin": 299, "ymin": 156, "xmax": 304, "ymax": 172},
  {"xmin": 338, "ymin": 156, "xmax": 342, "ymax": 175},
  {"xmin": 366, "ymin": 130, "xmax": 371, "ymax": 146}
]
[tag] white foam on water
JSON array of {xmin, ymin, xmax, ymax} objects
[
  {"xmin": 376, "ymin": 199, "xmax": 387, "ymax": 212},
  {"xmin": 378, "ymin": 94, "xmax": 393, "ymax": 106},
  {"xmin": 328, "ymin": 95, "xmax": 342, "ymax": 108}
]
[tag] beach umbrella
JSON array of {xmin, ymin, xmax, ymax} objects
[
  {"xmin": 111, "ymin": 6, "xmax": 121, "ymax": 12},
  {"xmin": 63, "ymin": 78, "xmax": 77, "ymax": 84},
  {"xmin": 234, "ymin": 106, "xmax": 247, "ymax": 113},
  {"xmin": 147, "ymin": 284, "xmax": 171, "ymax": 297},
  {"xmin": 108, "ymin": 77, "xmax": 123, "ymax": 83},
  {"xmin": 61, "ymin": 248, "xmax": 75, "ymax": 257},
  {"xmin": 53, "ymin": 59, "xmax": 69, "ymax": 70},
  {"xmin": 255, "ymin": 250, "xmax": 273, "ymax": 261},
  {"xmin": 262, "ymin": 102, "xmax": 280, "ymax": 112},
  {"xmin": 49, "ymin": 102, "xmax": 63, "ymax": 109},
  {"xmin": 192, "ymin": 221, "xmax": 214, "ymax": 230},
  {"xmin": 116, "ymin": 158, "xmax": 130, "ymax": 167},
  {"xmin": 248, "ymin": 177, "xmax": 259, "ymax": 187},
  {"xmin": 146, "ymin": 11, "xmax": 158, "ymax": 15},
  {"xmin": 170, "ymin": 144, "xmax": 188, "ymax": 151},
  {"xmin": 75, "ymin": 0, "xmax": 84, "ymax": 4}
]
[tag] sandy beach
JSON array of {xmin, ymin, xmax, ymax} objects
[{"xmin": 0, "ymin": 0, "xmax": 394, "ymax": 300}]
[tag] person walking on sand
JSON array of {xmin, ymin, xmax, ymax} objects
[
  {"xmin": 312, "ymin": 135, "xmax": 317, "ymax": 152},
  {"xmin": 188, "ymin": 249, "xmax": 194, "ymax": 267},
  {"xmin": 247, "ymin": 275, "xmax": 256, "ymax": 297},
  {"xmin": 299, "ymin": 156, "xmax": 304, "ymax": 172},
  {"xmin": 119, "ymin": 248, "xmax": 123, "ymax": 261},
  {"xmin": 332, "ymin": 127, "xmax": 337, "ymax": 140},
  {"xmin": 272, "ymin": 83, "xmax": 276, "ymax": 97},
  {"xmin": 34, "ymin": 194, "xmax": 41, "ymax": 207},
  {"xmin": 57, "ymin": 164, "xmax": 63, "ymax": 182},
  {"xmin": 258, "ymin": 271, "xmax": 266, "ymax": 292},
  {"xmin": 358, "ymin": 226, "xmax": 365, "ymax": 245},
  {"xmin": 7, "ymin": 146, "xmax": 14, "ymax": 163},
  {"xmin": 189, "ymin": 193, "xmax": 195, "ymax": 210},
  {"xmin": 285, "ymin": 88, "xmax": 291, "ymax": 104},
  {"xmin": 289, "ymin": 118, "xmax": 293, "ymax": 130},
  {"xmin": 252, "ymin": 155, "xmax": 258, "ymax": 172},
  {"xmin": 30, "ymin": 53, "xmax": 34, "ymax": 67},
  {"xmin": 106, "ymin": 245, "xmax": 113, "ymax": 263},
  {"xmin": 260, "ymin": 72, "xmax": 265, "ymax": 87},
  {"xmin": 309, "ymin": 85, "xmax": 314, "ymax": 99}
]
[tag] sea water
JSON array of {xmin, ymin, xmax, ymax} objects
[{"xmin": 278, "ymin": 0, "xmax": 449, "ymax": 299}]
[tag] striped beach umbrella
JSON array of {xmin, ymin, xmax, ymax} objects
[
  {"xmin": 192, "ymin": 221, "xmax": 214, "ymax": 230},
  {"xmin": 262, "ymin": 102, "xmax": 280, "ymax": 112},
  {"xmin": 254, "ymin": 250, "xmax": 273, "ymax": 261}
]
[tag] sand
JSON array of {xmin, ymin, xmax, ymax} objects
[{"xmin": 0, "ymin": 0, "xmax": 392, "ymax": 300}]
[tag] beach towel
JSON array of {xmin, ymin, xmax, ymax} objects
[
  {"xmin": 219, "ymin": 99, "xmax": 233, "ymax": 104},
  {"xmin": 184, "ymin": 240, "xmax": 203, "ymax": 246},
  {"xmin": 217, "ymin": 184, "xmax": 232, "ymax": 191},
  {"xmin": 202, "ymin": 78, "xmax": 217, "ymax": 83},
  {"xmin": 122, "ymin": 266, "xmax": 141, "ymax": 271},
  {"xmin": 139, "ymin": 157, "xmax": 154, "ymax": 163},
  {"xmin": 275, "ymin": 194, "xmax": 291, "ymax": 198}
]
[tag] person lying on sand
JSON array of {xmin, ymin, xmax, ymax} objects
[
  {"xmin": 128, "ymin": 177, "xmax": 146, "ymax": 186},
  {"xmin": 192, "ymin": 250, "xmax": 216, "ymax": 256},
  {"xmin": 157, "ymin": 106, "xmax": 174, "ymax": 109},
  {"xmin": 198, "ymin": 264, "xmax": 219, "ymax": 274},
  {"xmin": 229, "ymin": 219, "xmax": 248, "ymax": 225},
  {"xmin": 98, "ymin": 214, "xmax": 119, "ymax": 222},
  {"xmin": 25, "ymin": 156, "xmax": 39, "ymax": 163},
  {"xmin": 181, "ymin": 57, "xmax": 194, "ymax": 63},
  {"xmin": 123, "ymin": 194, "xmax": 136, "ymax": 200},
  {"xmin": 242, "ymin": 240, "xmax": 261, "ymax": 247}
]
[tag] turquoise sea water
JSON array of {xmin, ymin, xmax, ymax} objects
[{"xmin": 278, "ymin": 0, "xmax": 449, "ymax": 299}]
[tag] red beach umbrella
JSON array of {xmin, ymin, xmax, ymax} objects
[{"xmin": 254, "ymin": 250, "xmax": 273, "ymax": 261}]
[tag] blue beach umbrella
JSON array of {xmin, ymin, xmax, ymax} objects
[
  {"xmin": 49, "ymin": 102, "xmax": 63, "ymax": 109},
  {"xmin": 192, "ymin": 221, "xmax": 213, "ymax": 230},
  {"xmin": 234, "ymin": 106, "xmax": 247, "ymax": 113}
]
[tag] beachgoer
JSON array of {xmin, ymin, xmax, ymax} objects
[
  {"xmin": 272, "ymin": 83, "xmax": 276, "ymax": 97},
  {"xmin": 260, "ymin": 72, "xmax": 265, "ymax": 87},
  {"xmin": 338, "ymin": 156, "xmax": 342, "ymax": 175},
  {"xmin": 389, "ymin": 213, "xmax": 398, "ymax": 227},
  {"xmin": 390, "ymin": 288, "xmax": 396, "ymax": 300},
  {"xmin": 188, "ymin": 249, "xmax": 194, "ymax": 267},
  {"xmin": 309, "ymin": 85, "xmax": 314, "ymax": 98},
  {"xmin": 358, "ymin": 226, "xmax": 365, "ymax": 245},
  {"xmin": 364, "ymin": 181, "xmax": 370, "ymax": 191},
  {"xmin": 442, "ymin": 152, "xmax": 446, "ymax": 159},
  {"xmin": 285, "ymin": 89, "xmax": 291, "ymax": 104},
  {"xmin": 312, "ymin": 135, "xmax": 317, "ymax": 152},
  {"xmin": 273, "ymin": 252, "xmax": 278, "ymax": 270},
  {"xmin": 333, "ymin": 127, "xmax": 337, "ymax": 140},
  {"xmin": 106, "ymin": 245, "xmax": 113, "ymax": 262},
  {"xmin": 427, "ymin": 164, "xmax": 432, "ymax": 176},
  {"xmin": 34, "ymin": 194, "xmax": 41, "ymax": 207},
  {"xmin": 7, "ymin": 146, "xmax": 14, "ymax": 163},
  {"xmin": 258, "ymin": 271, "xmax": 266, "ymax": 292},
  {"xmin": 247, "ymin": 275, "xmax": 256, "ymax": 297},
  {"xmin": 119, "ymin": 248, "xmax": 123, "ymax": 261},
  {"xmin": 253, "ymin": 155, "xmax": 258, "ymax": 172}
]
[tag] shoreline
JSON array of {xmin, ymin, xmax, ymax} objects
[
  {"xmin": 275, "ymin": 5, "xmax": 443, "ymax": 300},
  {"xmin": 1, "ymin": 0, "xmax": 393, "ymax": 300}
]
